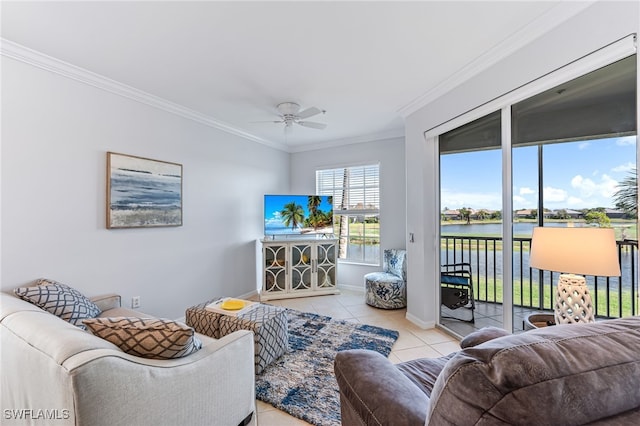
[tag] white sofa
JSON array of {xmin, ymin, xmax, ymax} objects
[{"xmin": 1, "ymin": 292, "xmax": 256, "ymax": 426}]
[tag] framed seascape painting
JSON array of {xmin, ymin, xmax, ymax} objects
[{"xmin": 107, "ymin": 152, "xmax": 183, "ymax": 229}]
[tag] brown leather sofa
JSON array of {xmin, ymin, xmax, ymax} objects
[{"xmin": 335, "ymin": 317, "xmax": 640, "ymax": 426}]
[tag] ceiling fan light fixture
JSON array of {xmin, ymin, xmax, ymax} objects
[
  {"xmin": 277, "ymin": 102, "xmax": 301, "ymax": 116},
  {"xmin": 265, "ymin": 101, "xmax": 326, "ymax": 133}
]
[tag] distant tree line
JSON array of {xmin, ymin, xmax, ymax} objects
[{"xmin": 442, "ymin": 168, "xmax": 638, "ymax": 225}]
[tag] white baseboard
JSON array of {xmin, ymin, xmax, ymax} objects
[
  {"xmin": 238, "ymin": 289, "xmax": 259, "ymax": 300},
  {"xmin": 337, "ymin": 284, "xmax": 364, "ymax": 293},
  {"xmin": 405, "ymin": 312, "xmax": 436, "ymax": 330}
]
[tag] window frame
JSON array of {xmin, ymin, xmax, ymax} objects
[
  {"xmin": 429, "ymin": 34, "xmax": 637, "ymax": 334},
  {"xmin": 316, "ymin": 163, "xmax": 381, "ymax": 266}
]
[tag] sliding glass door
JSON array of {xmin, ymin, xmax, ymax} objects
[
  {"xmin": 439, "ymin": 112, "xmax": 504, "ymax": 334},
  {"xmin": 511, "ymin": 55, "xmax": 637, "ymax": 329},
  {"xmin": 437, "ymin": 45, "xmax": 637, "ymax": 337}
]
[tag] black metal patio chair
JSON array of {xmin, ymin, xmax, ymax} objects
[{"xmin": 440, "ymin": 262, "xmax": 475, "ymax": 323}]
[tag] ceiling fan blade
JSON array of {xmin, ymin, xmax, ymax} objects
[
  {"xmin": 297, "ymin": 121, "xmax": 327, "ymax": 130},
  {"xmin": 297, "ymin": 107, "xmax": 322, "ymax": 119},
  {"xmin": 250, "ymin": 120, "xmax": 284, "ymax": 124}
]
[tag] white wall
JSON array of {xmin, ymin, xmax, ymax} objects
[
  {"xmin": 405, "ymin": 0, "xmax": 640, "ymax": 327},
  {"xmin": 289, "ymin": 137, "xmax": 406, "ymax": 289},
  {"xmin": 1, "ymin": 56, "xmax": 290, "ymax": 319}
]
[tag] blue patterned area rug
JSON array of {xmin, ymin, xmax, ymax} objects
[{"xmin": 255, "ymin": 309, "xmax": 399, "ymax": 426}]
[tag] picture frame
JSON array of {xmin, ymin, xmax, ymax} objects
[{"xmin": 107, "ymin": 152, "xmax": 183, "ymax": 229}]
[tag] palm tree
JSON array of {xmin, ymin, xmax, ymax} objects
[
  {"xmin": 476, "ymin": 209, "xmax": 489, "ymax": 220},
  {"xmin": 307, "ymin": 196, "xmax": 322, "ymax": 230},
  {"xmin": 338, "ymin": 169, "xmax": 349, "ymax": 258},
  {"xmin": 459, "ymin": 207, "xmax": 472, "ymax": 224},
  {"xmin": 614, "ymin": 168, "xmax": 637, "ymax": 217},
  {"xmin": 280, "ymin": 202, "xmax": 305, "ymax": 231}
]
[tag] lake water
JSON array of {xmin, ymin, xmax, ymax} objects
[
  {"xmin": 442, "ymin": 222, "xmax": 585, "ymax": 236},
  {"xmin": 442, "ymin": 221, "xmax": 636, "ymax": 238},
  {"xmin": 342, "ymin": 222, "xmax": 636, "ymax": 285},
  {"xmin": 440, "ymin": 222, "xmax": 637, "ymax": 291}
]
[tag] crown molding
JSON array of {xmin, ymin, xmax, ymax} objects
[
  {"xmin": 397, "ymin": 1, "xmax": 597, "ymax": 118},
  {"xmin": 287, "ymin": 128, "xmax": 405, "ymax": 153},
  {"xmin": 0, "ymin": 38, "xmax": 289, "ymax": 152}
]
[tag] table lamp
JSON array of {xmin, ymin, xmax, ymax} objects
[{"xmin": 529, "ymin": 227, "xmax": 621, "ymax": 324}]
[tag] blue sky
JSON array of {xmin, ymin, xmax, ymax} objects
[{"xmin": 440, "ymin": 135, "xmax": 636, "ymax": 211}]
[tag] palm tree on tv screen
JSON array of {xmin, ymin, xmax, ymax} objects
[
  {"xmin": 307, "ymin": 196, "xmax": 322, "ymax": 230},
  {"xmin": 281, "ymin": 202, "xmax": 305, "ymax": 231}
]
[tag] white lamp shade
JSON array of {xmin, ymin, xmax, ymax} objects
[{"xmin": 529, "ymin": 227, "xmax": 621, "ymax": 277}]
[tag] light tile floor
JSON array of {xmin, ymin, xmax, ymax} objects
[
  {"xmin": 251, "ymin": 289, "xmax": 461, "ymax": 426},
  {"xmin": 441, "ymin": 301, "xmax": 554, "ymax": 337}
]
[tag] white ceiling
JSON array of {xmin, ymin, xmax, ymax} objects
[{"xmin": 1, "ymin": 1, "xmax": 595, "ymax": 152}]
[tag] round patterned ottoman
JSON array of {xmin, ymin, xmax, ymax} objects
[{"xmin": 364, "ymin": 273, "xmax": 407, "ymax": 309}]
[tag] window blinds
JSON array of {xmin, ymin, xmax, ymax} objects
[
  {"xmin": 439, "ymin": 54, "xmax": 636, "ymax": 154},
  {"xmin": 316, "ymin": 164, "xmax": 380, "ymax": 214},
  {"xmin": 512, "ymin": 55, "xmax": 637, "ymax": 146}
]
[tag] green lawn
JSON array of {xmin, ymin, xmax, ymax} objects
[
  {"xmin": 473, "ymin": 277, "xmax": 638, "ymax": 318},
  {"xmin": 333, "ymin": 222, "xmax": 380, "ymax": 244},
  {"xmin": 335, "ymin": 217, "xmax": 638, "ymax": 318},
  {"xmin": 442, "ymin": 220, "xmax": 638, "ymax": 318}
]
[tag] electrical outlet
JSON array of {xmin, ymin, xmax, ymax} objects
[{"xmin": 131, "ymin": 296, "xmax": 140, "ymax": 309}]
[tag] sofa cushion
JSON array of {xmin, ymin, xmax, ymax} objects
[
  {"xmin": 459, "ymin": 326, "xmax": 511, "ymax": 349},
  {"xmin": 396, "ymin": 353, "xmax": 454, "ymax": 398},
  {"xmin": 427, "ymin": 317, "xmax": 640, "ymax": 426},
  {"xmin": 83, "ymin": 317, "xmax": 202, "ymax": 359},
  {"xmin": 14, "ymin": 279, "xmax": 101, "ymax": 329},
  {"xmin": 335, "ymin": 349, "xmax": 429, "ymax": 426}
]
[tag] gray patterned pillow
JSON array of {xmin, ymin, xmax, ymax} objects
[
  {"xmin": 14, "ymin": 279, "xmax": 101, "ymax": 328},
  {"xmin": 83, "ymin": 317, "xmax": 202, "ymax": 359}
]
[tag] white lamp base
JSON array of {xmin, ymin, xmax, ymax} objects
[{"xmin": 554, "ymin": 274, "xmax": 595, "ymax": 324}]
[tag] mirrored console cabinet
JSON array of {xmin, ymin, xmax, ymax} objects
[{"xmin": 260, "ymin": 238, "xmax": 339, "ymax": 300}]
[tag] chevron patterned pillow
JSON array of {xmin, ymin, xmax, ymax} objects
[
  {"xmin": 83, "ymin": 317, "xmax": 202, "ymax": 359},
  {"xmin": 14, "ymin": 278, "xmax": 101, "ymax": 329}
]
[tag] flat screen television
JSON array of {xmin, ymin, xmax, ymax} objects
[{"xmin": 264, "ymin": 194, "xmax": 333, "ymax": 236}]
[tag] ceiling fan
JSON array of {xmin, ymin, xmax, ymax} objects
[{"xmin": 269, "ymin": 102, "xmax": 327, "ymax": 130}]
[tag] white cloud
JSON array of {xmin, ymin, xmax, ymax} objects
[
  {"xmin": 567, "ymin": 196, "xmax": 584, "ymax": 206},
  {"xmin": 519, "ymin": 187, "xmax": 535, "ymax": 195},
  {"xmin": 265, "ymin": 211, "xmax": 283, "ymax": 226},
  {"xmin": 570, "ymin": 175, "xmax": 593, "ymax": 195},
  {"xmin": 616, "ymin": 136, "xmax": 636, "ymax": 146},
  {"xmin": 612, "ymin": 162, "xmax": 635, "ymax": 173},
  {"xmin": 578, "ymin": 142, "xmax": 590, "ymax": 150},
  {"xmin": 512, "ymin": 195, "xmax": 529, "ymax": 210},
  {"xmin": 571, "ymin": 174, "xmax": 618, "ymax": 199},
  {"xmin": 543, "ymin": 186, "xmax": 567, "ymax": 202}
]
